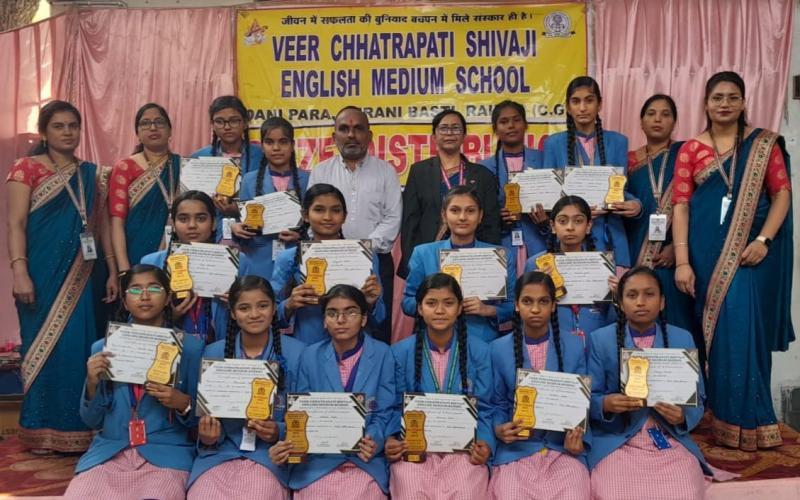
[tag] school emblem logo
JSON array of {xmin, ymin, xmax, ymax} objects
[
  {"xmin": 543, "ymin": 11, "xmax": 573, "ymax": 38},
  {"xmin": 244, "ymin": 20, "xmax": 266, "ymax": 46}
]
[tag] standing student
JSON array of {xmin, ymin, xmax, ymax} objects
[
  {"xmin": 387, "ymin": 273, "xmax": 493, "ymax": 500},
  {"xmin": 672, "ymin": 71, "xmax": 793, "ymax": 450},
  {"xmin": 625, "ymin": 95, "xmax": 694, "ymax": 334},
  {"xmin": 479, "ymin": 100, "xmax": 548, "ymax": 261},
  {"xmin": 141, "ymin": 190, "xmax": 226, "ymax": 344},
  {"xmin": 187, "ymin": 276, "xmax": 304, "ymax": 500},
  {"xmin": 400, "ymin": 109, "xmax": 501, "ymax": 278},
  {"xmin": 489, "ymin": 272, "xmax": 590, "ymax": 500},
  {"xmin": 192, "ymin": 96, "xmax": 263, "ymax": 240},
  {"xmin": 270, "ymin": 285, "xmax": 395, "ymax": 499},
  {"xmin": 109, "ymin": 103, "xmax": 180, "ymax": 273},
  {"xmin": 7, "ymin": 100, "xmax": 116, "ymax": 453},
  {"xmin": 64, "ymin": 265, "xmax": 203, "ymax": 500},
  {"xmin": 524, "ymin": 196, "xmax": 617, "ymax": 347},
  {"xmin": 542, "ymin": 76, "xmax": 640, "ymax": 268},
  {"xmin": 308, "ymin": 106, "xmax": 402, "ymax": 344},
  {"xmin": 587, "ymin": 267, "xmax": 709, "ymax": 499},
  {"xmin": 403, "ymin": 186, "xmax": 515, "ymax": 343},
  {"xmin": 232, "ymin": 117, "xmax": 309, "ymax": 281},
  {"xmin": 271, "ymin": 183, "xmax": 385, "ymax": 344}
]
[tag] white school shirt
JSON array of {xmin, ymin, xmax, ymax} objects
[{"xmin": 308, "ymin": 154, "xmax": 402, "ymax": 254}]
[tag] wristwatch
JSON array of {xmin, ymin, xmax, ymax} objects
[
  {"xmin": 756, "ymin": 235, "xmax": 772, "ymax": 248},
  {"xmin": 178, "ymin": 400, "xmax": 192, "ymax": 417}
]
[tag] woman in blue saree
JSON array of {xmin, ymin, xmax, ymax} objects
[
  {"xmin": 625, "ymin": 94, "xmax": 694, "ymax": 334},
  {"xmin": 109, "ymin": 103, "xmax": 180, "ymax": 273},
  {"xmin": 673, "ymin": 72, "xmax": 793, "ymax": 451},
  {"xmin": 6, "ymin": 101, "xmax": 116, "ymax": 452}
]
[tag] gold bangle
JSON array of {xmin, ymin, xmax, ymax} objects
[
  {"xmin": 104, "ymin": 255, "xmax": 116, "ymax": 261},
  {"xmin": 676, "ymin": 262, "xmax": 690, "ymax": 268},
  {"xmin": 674, "ymin": 242, "xmax": 688, "ymax": 247},
  {"xmin": 9, "ymin": 257, "xmax": 28, "ymax": 267}
]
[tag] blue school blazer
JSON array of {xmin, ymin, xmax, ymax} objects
[
  {"xmin": 586, "ymin": 323, "xmax": 710, "ymax": 473},
  {"xmin": 236, "ymin": 168, "xmax": 310, "ymax": 281},
  {"xmin": 390, "ymin": 334, "xmax": 496, "ymax": 454},
  {"xmin": 479, "ymin": 147, "xmax": 549, "ymax": 258},
  {"xmin": 187, "ymin": 333, "xmax": 305, "ymax": 487},
  {"xmin": 402, "ymin": 239, "xmax": 515, "ymax": 343},
  {"xmin": 271, "ymin": 246, "xmax": 386, "ymax": 344},
  {"xmin": 140, "ymin": 250, "xmax": 228, "ymax": 342},
  {"xmin": 490, "ymin": 331, "xmax": 591, "ymax": 467},
  {"xmin": 541, "ymin": 130, "xmax": 635, "ymax": 267},
  {"xmin": 75, "ymin": 334, "xmax": 204, "ymax": 473},
  {"xmin": 289, "ymin": 335, "xmax": 395, "ymax": 493}
]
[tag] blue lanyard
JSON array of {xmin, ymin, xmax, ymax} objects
[{"xmin": 422, "ymin": 334, "xmax": 460, "ymax": 394}]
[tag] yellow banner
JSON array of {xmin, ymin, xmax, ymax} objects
[{"xmin": 237, "ymin": 3, "xmax": 586, "ymax": 183}]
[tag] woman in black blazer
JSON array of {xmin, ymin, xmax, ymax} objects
[{"xmin": 399, "ymin": 110, "xmax": 501, "ymax": 279}]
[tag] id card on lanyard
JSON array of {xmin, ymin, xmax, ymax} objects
[
  {"xmin": 129, "ymin": 384, "xmax": 147, "ymax": 447},
  {"xmin": 422, "ymin": 335, "xmax": 460, "ymax": 394},
  {"xmin": 645, "ymin": 148, "xmax": 670, "ymax": 242},
  {"xmin": 54, "ymin": 161, "xmax": 96, "ymax": 260},
  {"xmin": 440, "ymin": 162, "xmax": 465, "ymax": 191}
]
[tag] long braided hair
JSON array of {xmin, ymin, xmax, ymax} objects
[
  {"xmin": 209, "ymin": 96, "xmax": 252, "ymax": 172},
  {"xmin": 703, "ymin": 72, "xmax": 747, "ymax": 165},
  {"xmin": 413, "ymin": 273, "xmax": 469, "ymax": 395},
  {"xmin": 30, "ymin": 100, "xmax": 82, "ymax": 156},
  {"xmin": 512, "ymin": 272, "xmax": 563, "ymax": 372},
  {"xmin": 490, "ymin": 100, "xmax": 528, "ymax": 196},
  {"xmin": 255, "ymin": 117, "xmax": 303, "ymax": 202},
  {"xmin": 546, "ymin": 195, "xmax": 596, "ymax": 253},
  {"xmin": 614, "ymin": 266, "xmax": 669, "ymax": 390},
  {"xmin": 565, "ymin": 76, "xmax": 606, "ymax": 166},
  {"xmin": 118, "ymin": 264, "xmax": 173, "ymax": 328},
  {"xmin": 224, "ymin": 276, "xmax": 285, "ymax": 391},
  {"xmin": 282, "ymin": 183, "xmax": 347, "ymax": 297}
]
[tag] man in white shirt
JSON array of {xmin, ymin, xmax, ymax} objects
[{"xmin": 308, "ymin": 106, "xmax": 402, "ymax": 343}]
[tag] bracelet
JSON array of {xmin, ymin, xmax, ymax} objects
[
  {"xmin": 9, "ymin": 257, "xmax": 28, "ymax": 267},
  {"xmin": 104, "ymin": 255, "xmax": 116, "ymax": 261},
  {"xmin": 676, "ymin": 263, "xmax": 691, "ymax": 268},
  {"xmin": 674, "ymin": 242, "xmax": 688, "ymax": 247}
]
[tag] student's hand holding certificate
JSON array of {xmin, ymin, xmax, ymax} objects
[
  {"xmin": 653, "ymin": 402, "xmax": 685, "ymax": 425},
  {"xmin": 269, "ymin": 440, "xmax": 293, "ymax": 465},
  {"xmin": 361, "ymin": 275, "xmax": 382, "ymax": 307},
  {"xmin": 357, "ymin": 435, "xmax": 378, "ymax": 462},
  {"xmin": 495, "ymin": 420, "xmax": 528, "ymax": 444},
  {"xmin": 85, "ymin": 351, "xmax": 113, "ymax": 400},
  {"xmin": 286, "ymin": 283, "xmax": 319, "ymax": 314},
  {"xmin": 199, "ymin": 415, "xmax": 222, "ymax": 447},
  {"xmin": 384, "ymin": 437, "xmax": 406, "ymax": 462},
  {"xmin": 602, "ymin": 393, "xmax": 644, "ymax": 413},
  {"xmin": 248, "ymin": 419, "xmax": 279, "ymax": 443},
  {"xmin": 564, "ymin": 427, "xmax": 585, "ymax": 455},
  {"xmin": 469, "ymin": 440, "xmax": 491, "ymax": 466}
]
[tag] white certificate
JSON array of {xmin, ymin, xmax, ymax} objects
[
  {"xmin": 438, "ymin": 247, "xmax": 508, "ymax": 300},
  {"xmin": 620, "ymin": 348, "xmax": 700, "ymax": 407},
  {"xmin": 286, "ymin": 392, "xmax": 365, "ymax": 454},
  {"xmin": 300, "ymin": 240, "xmax": 373, "ymax": 293},
  {"xmin": 239, "ymin": 191, "xmax": 302, "ymax": 235},
  {"xmin": 562, "ymin": 166, "xmax": 623, "ymax": 208},
  {"xmin": 402, "ymin": 393, "xmax": 477, "ymax": 453},
  {"xmin": 103, "ymin": 322, "xmax": 182, "ymax": 386},
  {"xmin": 170, "ymin": 242, "xmax": 240, "ymax": 298},
  {"xmin": 197, "ymin": 358, "xmax": 280, "ymax": 419},
  {"xmin": 180, "ymin": 157, "xmax": 241, "ymax": 196},
  {"xmin": 552, "ymin": 252, "xmax": 615, "ymax": 305},
  {"xmin": 515, "ymin": 369, "xmax": 591, "ymax": 432},
  {"xmin": 510, "ymin": 169, "xmax": 565, "ymax": 211}
]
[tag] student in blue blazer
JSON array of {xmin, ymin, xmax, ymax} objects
[
  {"xmin": 403, "ymin": 185, "xmax": 515, "ymax": 343},
  {"xmin": 231, "ymin": 117, "xmax": 310, "ymax": 281},
  {"xmin": 187, "ymin": 276, "xmax": 304, "ymax": 499},
  {"xmin": 479, "ymin": 100, "xmax": 549, "ymax": 259},
  {"xmin": 271, "ymin": 184, "xmax": 385, "ymax": 344},
  {"xmin": 270, "ymin": 285, "xmax": 394, "ymax": 499},
  {"xmin": 64, "ymin": 265, "xmax": 202, "ymax": 500},
  {"xmin": 140, "ymin": 191, "xmax": 227, "ymax": 344},
  {"xmin": 587, "ymin": 267, "xmax": 709, "ymax": 499},
  {"xmin": 387, "ymin": 273, "xmax": 493, "ymax": 500},
  {"xmin": 489, "ymin": 271, "xmax": 590, "ymax": 500},
  {"xmin": 542, "ymin": 76, "xmax": 641, "ymax": 268}
]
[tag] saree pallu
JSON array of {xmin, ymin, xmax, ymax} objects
[
  {"xmin": 125, "ymin": 154, "xmax": 180, "ymax": 266},
  {"xmin": 17, "ymin": 162, "xmax": 104, "ymax": 451},
  {"xmin": 625, "ymin": 142, "xmax": 695, "ymax": 334},
  {"xmin": 688, "ymin": 129, "xmax": 793, "ymax": 450}
]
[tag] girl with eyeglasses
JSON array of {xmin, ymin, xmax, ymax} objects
[
  {"xmin": 109, "ymin": 103, "xmax": 180, "ymax": 273},
  {"xmin": 271, "ymin": 183, "xmax": 385, "ymax": 344},
  {"xmin": 187, "ymin": 276, "xmax": 304, "ymax": 500},
  {"xmin": 270, "ymin": 285, "xmax": 395, "ymax": 499},
  {"xmin": 399, "ymin": 109, "xmax": 502, "ymax": 279},
  {"xmin": 64, "ymin": 264, "xmax": 203, "ymax": 500}
]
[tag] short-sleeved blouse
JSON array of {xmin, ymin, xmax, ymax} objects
[{"xmin": 5, "ymin": 158, "xmax": 55, "ymax": 188}]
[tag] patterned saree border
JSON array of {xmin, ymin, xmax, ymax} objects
[
  {"xmin": 29, "ymin": 165, "xmax": 77, "ymax": 212},
  {"xmin": 636, "ymin": 180, "xmax": 675, "ymax": 268},
  {"xmin": 18, "ymin": 427, "xmax": 93, "ymax": 453},
  {"xmin": 711, "ymin": 414, "xmax": 783, "ymax": 451},
  {"xmin": 700, "ymin": 130, "xmax": 777, "ymax": 355}
]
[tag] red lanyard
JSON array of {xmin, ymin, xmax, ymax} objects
[{"xmin": 440, "ymin": 162, "xmax": 465, "ymax": 190}]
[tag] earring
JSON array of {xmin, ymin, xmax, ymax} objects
[{"xmin": 41, "ymin": 138, "xmax": 47, "ymax": 151}]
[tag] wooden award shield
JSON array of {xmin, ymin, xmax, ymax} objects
[
  {"xmin": 244, "ymin": 204, "xmax": 265, "ymax": 231},
  {"xmin": 624, "ymin": 356, "xmax": 650, "ymax": 400},
  {"xmin": 440, "ymin": 263, "xmax": 463, "ymax": 283},
  {"xmin": 534, "ymin": 253, "xmax": 567, "ymax": 298},
  {"xmin": 285, "ymin": 410, "xmax": 309, "ymax": 463},
  {"xmin": 403, "ymin": 410, "xmax": 427, "ymax": 462},
  {"xmin": 216, "ymin": 164, "xmax": 240, "ymax": 197},
  {"xmin": 504, "ymin": 182, "xmax": 522, "ymax": 217},
  {"xmin": 167, "ymin": 254, "xmax": 193, "ymax": 299},
  {"xmin": 513, "ymin": 386, "xmax": 537, "ymax": 438},
  {"xmin": 305, "ymin": 257, "xmax": 328, "ymax": 295},
  {"xmin": 604, "ymin": 174, "xmax": 627, "ymax": 209},
  {"xmin": 245, "ymin": 378, "xmax": 275, "ymax": 420},
  {"xmin": 146, "ymin": 342, "xmax": 179, "ymax": 385}
]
